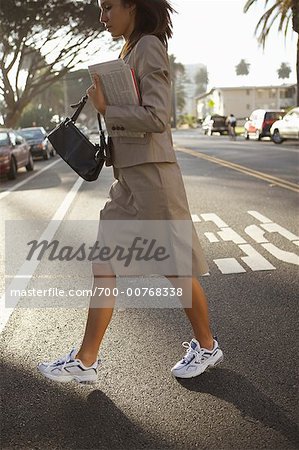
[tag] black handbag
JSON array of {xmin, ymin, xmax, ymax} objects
[{"xmin": 47, "ymin": 95, "xmax": 109, "ymax": 182}]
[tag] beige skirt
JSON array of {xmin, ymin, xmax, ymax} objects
[{"xmin": 92, "ymin": 162, "xmax": 209, "ymax": 277}]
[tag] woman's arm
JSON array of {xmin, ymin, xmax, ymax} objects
[{"xmin": 104, "ymin": 35, "xmax": 171, "ymax": 134}]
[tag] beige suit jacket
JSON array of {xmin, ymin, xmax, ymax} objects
[{"xmin": 104, "ymin": 35, "xmax": 177, "ymax": 168}]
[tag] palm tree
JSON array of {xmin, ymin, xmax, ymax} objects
[
  {"xmin": 194, "ymin": 67, "xmax": 209, "ymax": 96},
  {"xmin": 235, "ymin": 59, "xmax": 251, "ymax": 76},
  {"xmin": 244, "ymin": 0, "xmax": 299, "ymax": 105},
  {"xmin": 277, "ymin": 62, "xmax": 292, "ymax": 79}
]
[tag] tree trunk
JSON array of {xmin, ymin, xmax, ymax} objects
[
  {"xmin": 292, "ymin": 1, "xmax": 299, "ymax": 105},
  {"xmin": 4, "ymin": 109, "xmax": 23, "ymax": 128},
  {"xmin": 4, "ymin": 99, "xmax": 30, "ymax": 128},
  {"xmin": 297, "ymin": 33, "xmax": 299, "ymax": 106}
]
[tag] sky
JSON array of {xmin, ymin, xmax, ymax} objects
[{"xmin": 93, "ymin": 0, "xmax": 297, "ymax": 89}]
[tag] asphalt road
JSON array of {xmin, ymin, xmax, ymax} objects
[{"xmin": 1, "ymin": 130, "xmax": 298, "ymax": 449}]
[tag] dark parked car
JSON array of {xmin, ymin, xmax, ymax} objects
[
  {"xmin": 0, "ymin": 129, "xmax": 34, "ymax": 180},
  {"xmin": 201, "ymin": 115, "xmax": 229, "ymax": 135},
  {"xmin": 244, "ymin": 109, "xmax": 285, "ymax": 140},
  {"xmin": 18, "ymin": 127, "xmax": 55, "ymax": 160}
]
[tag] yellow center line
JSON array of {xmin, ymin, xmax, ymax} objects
[{"xmin": 175, "ymin": 146, "xmax": 299, "ymax": 193}]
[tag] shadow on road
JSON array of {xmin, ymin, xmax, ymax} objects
[
  {"xmin": 177, "ymin": 367, "xmax": 299, "ymax": 447},
  {"xmin": 1, "ymin": 362, "xmax": 168, "ymax": 449}
]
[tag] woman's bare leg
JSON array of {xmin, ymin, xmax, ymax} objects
[
  {"xmin": 167, "ymin": 276, "xmax": 214, "ymax": 350},
  {"xmin": 75, "ymin": 273, "xmax": 116, "ymax": 367}
]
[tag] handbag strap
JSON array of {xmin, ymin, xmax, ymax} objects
[
  {"xmin": 69, "ymin": 95, "xmax": 110, "ymax": 159},
  {"xmin": 70, "ymin": 95, "xmax": 88, "ymax": 122}
]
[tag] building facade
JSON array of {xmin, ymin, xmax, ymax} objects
[{"xmin": 196, "ymin": 84, "xmax": 297, "ymax": 119}]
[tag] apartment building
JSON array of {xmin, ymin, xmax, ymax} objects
[{"xmin": 196, "ymin": 84, "xmax": 297, "ymax": 119}]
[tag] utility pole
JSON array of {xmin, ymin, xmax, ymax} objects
[{"xmin": 171, "ymin": 78, "xmax": 177, "ymax": 128}]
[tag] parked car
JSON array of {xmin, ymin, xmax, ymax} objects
[
  {"xmin": 201, "ymin": 114, "xmax": 229, "ymax": 135},
  {"xmin": 18, "ymin": 127, "xmax": 55, "ymax": 160},
  {"xmin": 270, "ymin": 107, "xmax": 299, "ymax": 144},
  {"xmin": 0, "ymin": 129, "xmax": 34, "ymax": 180},
  {"xmin": 244, "ymin": 109, "xmax": 284, "ymax": 140}
]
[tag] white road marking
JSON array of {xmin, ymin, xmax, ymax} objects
[
  {"xmin": 1, "ymin": 209, "xmax": 297, "ymax": 333},
  {"xmin": 214, "ymin": 258, "xmax": 246, "ymax": 274},
  {"xmin": 191, "ymin": 214, "xmax": 201, "ymax": 222},
  {"xmin": 239, "ymin": 244, "xmax": 275, "ymax": 271},
  {"xmin": 262, "ymin": 243, "xmax": 299, "ymax": 265},
  {"xmin": 260, "ymin": 223, "xmax": 299, "ymax": 241},
  {"xmin": 201, "ymin": 213, "xmax": 228, "ymax": 228},
  {"xmin": 204, "ymin": 232, "xmax": 219, "ymax": 243},
  {"xmin": 0, "ymin": 176, "xmax": 84, "ymax": 333},
  {"xmin": 0, "ymin": 158, "xmax": 61, "ymax": 200},
  {"xmin": 247, "ymin": 211, "xmax": 272, "ymax": 223},
  {"xmin": 245, "ymin": 225, "xmax": 268, "ymax": 243},
  {"xmin": 217, "ymin": 227, "xmax": 247, "ymax": 244},
  {"xmin": 13, "ymin": 275, "xmax": 32, "ymax": 278}
]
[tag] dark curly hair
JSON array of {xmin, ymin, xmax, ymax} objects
[{"xmin": 120, "ymin": 0, "xmax": 176, "ymax": 57}]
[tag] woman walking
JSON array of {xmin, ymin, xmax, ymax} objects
[{"xmin": 38, "ymin": 0, "xmax": 223, "ymax": 384}]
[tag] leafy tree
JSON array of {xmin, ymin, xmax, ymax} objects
[
  {"xmin": 18, "ymin": 103, "xmax": 56, "ymax": 130},
  {"xmin": 235, "ymin": 59, "xmax": 251, "ymax": 76},
  {"xmin": 277, "ymin": 62, "xmax": 292, "ymax": 79},
  {"xmin": 0, "ymin": 0, "xmax": 107, "ymax": 127},
  {"xmin": 244, "ymin": 0, "xmax": 299, "ymax": 105},
  {"xmin": 17, "ymin": 80, "xmax": 65, "ymax": 129},
  {"xmin": 194, "ymin": 67, "xmax": 209, "ymax": 96}
]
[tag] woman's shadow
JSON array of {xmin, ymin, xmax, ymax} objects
[
  {"xmin": 1, "ymin": 361, "xmax": 167, "ymax": 449},
  {"xmin": 177, "ymin": 367, "xmax": 299, "ymax": 447}
]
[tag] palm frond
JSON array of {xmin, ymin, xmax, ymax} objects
[{"xmin": 245, "ymin": 0, "xmax": 293, "ymax": 47}]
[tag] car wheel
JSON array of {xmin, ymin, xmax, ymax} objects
[
  {"xmin": 272, "ymin": 129, "xmax": 283, "ymax": 144},
  {"xmin": 43, "ymin": 148, "xmax": 51, "ymax": 160},
  {"xmin": 26, "ymin": 153, "xmax": 34, "ymax": 171},
  {"xmin": 7, "ymin": 157, "xmax": 17, "ymax": 180}
]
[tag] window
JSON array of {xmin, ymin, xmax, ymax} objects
[
  {"xmin": 0, "ymin": 132, "xmax": 10, "ymax": 146},
  {"xmin": 285, "ymin": 87, "xmax": 295, "ymax": 99},
  {"xmin": 9, "ymin": 132, "xmax": 16, "ymax": 146}
]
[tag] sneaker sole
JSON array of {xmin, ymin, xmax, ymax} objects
[
  {"xmin": 37, "ymin": 367, "xmax": 98, "ymax": 384},
  {"xmin": 171, "ymin": 351, "xmax": 224, "ymax": 379}
]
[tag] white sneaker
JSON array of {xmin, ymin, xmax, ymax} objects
[
  {"xmin": 37, "ymin": 348, "xmax": 100, "ymax": 384},
  {"xmin": 171, "ymin": 338, "xmax": 223, "ymax": 379}
]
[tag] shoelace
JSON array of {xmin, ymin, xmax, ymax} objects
[
  {"xmin": 52, "ymin": 349, "xmax": 75, "ymax": 370},
  {"xmin": 181, "ymin": 341, "xmax": 203, "ymax": 364}
]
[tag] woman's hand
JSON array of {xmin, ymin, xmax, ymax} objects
[{"xmin": 86, "ymin": 74, "xmax": 107, "ymax": 115}]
